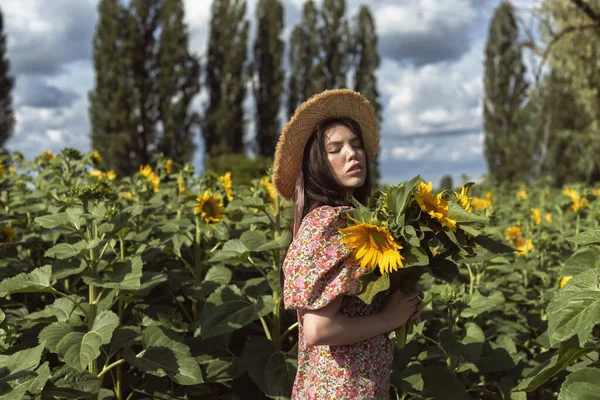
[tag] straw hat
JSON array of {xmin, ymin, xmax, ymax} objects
[{"xmin": 272, "ymin": 89, "xmax": 379, "ymax": 200}]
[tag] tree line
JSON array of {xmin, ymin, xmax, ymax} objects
[{"xmin": 483, "ymin": 0, "xmax": 600, "ymax": 186}]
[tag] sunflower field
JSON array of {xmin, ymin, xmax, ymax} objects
[{"xmin": 0, "ymin": 149, "xmax": 599, "ymax": 399}]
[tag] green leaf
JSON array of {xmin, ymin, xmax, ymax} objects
[
  {"xmin": 388, "ymin": 176, "xmax": 420, "ymax": 216},
  {"xmin": 0, "ymin": 265, "xmax": 56, "ymax": 297},
  {"xmin": 240, "ymin": 231, "xmax": 267, "ymax": 251},
  {"xmin": 567, "ymin": 230, "xmax": 600, "ymax": 246},
  {"xmin": 459, "ymin": 224, "xmax": 481, "ymax": 237},
  {"xmin": 357, "ymin": 274, "xmax": 390, "ymax": 305},
  {"xmin": 123, "ymin": 326, "xmax": 203, "ymax": 385},
  {"xmin": 402, "ymin": 246, "xmax": 429, "ymax": 268},
  {"xmin": 513, "ymin": 337, "xmax": 597, "ymax": 392},
  {"xmin": 547, "ymin": 269, "xmax": 600, "ymax": 347},
  {"xmin": 558, "ymin": 367, "xmax": 600, "ymax": 399},
  {"xmin": 65, "ymin": 207, "xmax": 85, "ymax": 230},
  {"xmin": 0, "ymin": 362, "xmax": 50, "ymax": 400},
  {"xmin": 82, "ymin": 256, "xmax": 143, "ymax": 290},
  {"xmin": 402, "ymin": 225, "xmax": 420, "ymax": 247},
  {"xmin": 448, "ymin": 202, "xmax": 489, "ymax": 224},
  {"xmin": 460, "ymin": 290, "xmax": 505, "ymax": 318},
  {"xmin": 51, "ymin": 258, "xmax": 87, "ymax": 280},
  {"xmin": 429, "ymin": 259, "xmax": 460, "ymax": 283},
  {"xmin": 45, "ymin": 242, "xmax": 85, "ymax": 260},
  {"xmin": 25, "ymin": 296, "xmax": 85, "ymax": 323},
  {"xmin": 185, "ymin": 266, "xmax": 232, "ymax": 300},
  {"xmin": 255, "ymin": 231, "xmax": 292, "ymax": 252},
  {"xmin": 40, "ymin": 311, "xmax": 119, "ymax": 372},
  {"xmin": 264, "ymin": 351, "xmax": 297, "ymax": 400},
  {"xmin": 199, "ymin": 285, "xmax": 273, "ymax": 338},
  {"xmin": 562, "ymin": 247, "xmax": 599, "ymax": 277},
  {"xmin": 0, "ymin": 343, "xmax": 44, "ymax": 379},
  {"xmin": 207, "ymin": 240, "xmax": 249, "ymax": 262},
  {"xmin": 241, "ymin": 336, "xmax": 276, "ymax": 393},
  {"xmin": 35, "ymin": 213, "xmax": 70, "ymax": 229},
  {"xmin": 473, "ymin": 235, "xmax": 516, "ymax": 255},
  {"xmin": 41, "ymin": 365, "xmax": 102, "ymax": 399},
  {"xmin": 421, "ymin": 365, "xmax": 471, "ymax": 400}
]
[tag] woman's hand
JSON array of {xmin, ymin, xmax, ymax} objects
[
  {"xmin": 381, "ymin": 289, "xmax": 421, "ymax": 330},
  {"xmin": 410, "ymin": 290, "xmax": 424, "ymax": 324}
]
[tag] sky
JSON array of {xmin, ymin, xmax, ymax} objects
[{"xmin": 1, "ymin": 0, "xmax": 542, "ymax": 187}]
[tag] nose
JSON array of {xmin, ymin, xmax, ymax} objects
[{"xmin": 345, "ymin": 144, "xmax": 357, "ymax": 160}]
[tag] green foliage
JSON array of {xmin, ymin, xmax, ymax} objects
[
  {"xmin": 253, "ymin": 0, "xmax": 285, "ymax": 158},
  {"xmin": 2, "ymin": 149, "xmax": 600, "ymax": 398},
  {"xmin": 204, "ymin": 152, "xmax": 272, "ymax": 186},
  {"xmin": 0, "ymin": 5, "xmax": 14, "ymax": 147},
  {"xmin": 203, "ymin": 0, "xmax": 249, "ymax": 157},
  {"xmin": 89, "ymin": 0, "xmax": 199, "ymax": 175},
  {"xmin": 483, "ymin": 2, "xmax": 531, "ymax": 183}
]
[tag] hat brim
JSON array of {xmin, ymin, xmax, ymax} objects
[{"xmin": 272, "ymin": 89, "xmax": 379, "ymax": 200}]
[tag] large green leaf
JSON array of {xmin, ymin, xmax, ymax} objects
[
  {"xmin": 0, "ymin": 265, "xmax": 56, "ymax": 297},
  {"xmin": 472, "ymin": 236, "xmax": 515, "ymax": 255},
  {"xmin": 207, "ymin": 239, "xmax": 249, "ymax": 262},
  {"xmin": 45, "ymin": 242, "xmax": 86, "ymax": 260},
  {"xmin": 240, "ymin": 231, "xmax": 267, "ymax": 251},
  {"xmin": 460, "ymin": 290, "xmax": 505, "ymax": 318},
  {"xmin": 421, "ymin": 365, "xmax": 471, "ymax": 400},
  {"xmin": 0, "ymin": 343, "xmax": 44, "ymax": 380},
  {"xmin": 547, "ymin": 269, "xmax": 600, "ymax": 346},
  {"xmin": 357, "ymin": 273, "xmax": 390, "ymax": 305},
  {"xmin": 0, "ymin": 362, "xmax": 50, "ymax": 400},
  {"xmin": 184, "ymin": 266, "xmax": 232, "ymax": 300},
  {"xmin": 35, "ymin": 213, "xmax": 70, "ymax": 229},
  {"xmin": 402, "ymin": 246, "xmax": 429, "ymax": 268},
  {"xmin": 255, "ymin": 231, "xmax": 292, "ymax": 252},
  {"xmin": 387, "ymin": 175, "xmax": 420, "ymax": 216},
  {"xmin": 558, "ymin": 367, "xmax": 600, "ymax": 399},
  {"xmin": 562, "ymin": 247, "xmax": 599, "ymax": 277},
  {"xmin": 199, "ymin": 285, "xmax": 273, "ymax": 338},
  {"xmin": 39, "ymin": 311, "xmax": 119, "ymax": 372},
  {"xmin": 514, "ymin": 337, "xmax": 598, "ymax": 392},
  {"xmin": 82, "ymin": 256, "xmax": 143, "ymax": 290},
  {"xmin": 123, "ymin": 326, "xmax": 203, "ymax": 385},
  {"xmin": 448, "ymin": 202, "xmax": 489, "ymax": 224},
  {"xmin": 567, "ymin": 230, "xmax": 600, "ymax": 246},
  {"xmin": 264, "ymin": 351, "xmax": 297, "ymax": 400},
  {"xmin": 25, "ymin": 296, "xmax": 85, "ymax": 324},
  {"xmin": 41, "ymin": 365, "xmax": 102, "ymax": 399},
  {"xmin": 241, "ymin": 336, "xmax": 276, "ymax": 393}
]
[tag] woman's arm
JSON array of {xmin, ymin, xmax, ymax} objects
[{"xmin": 303, "ymin": 289, "xmax": 422, "ymax": 346}]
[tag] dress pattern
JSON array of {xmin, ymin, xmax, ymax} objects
[{"xmin": 283, "ymin": 205, "xmax": 393, "ymax": 399}]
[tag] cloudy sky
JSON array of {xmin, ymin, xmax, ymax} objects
[{"xmin": 1, "ymin": 0, "xmax": 541, "ymax": 187}]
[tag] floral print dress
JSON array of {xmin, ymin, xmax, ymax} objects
[{"xmin": 283, "ymin": 205, "xmax": 393, "ymax": 399}]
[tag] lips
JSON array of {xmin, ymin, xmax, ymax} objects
[{"xmin": 347, "ymin": 164, "xmax": 362, "ymax": 173}]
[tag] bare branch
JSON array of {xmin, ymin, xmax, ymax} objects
[{"xmin": 569, "ymin": 0, "xmax": 600, "ymax": 22}]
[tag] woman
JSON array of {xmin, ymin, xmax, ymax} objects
[{"xmin": 272, "ymin": 89, "xmax": 424, "ymax": 399}]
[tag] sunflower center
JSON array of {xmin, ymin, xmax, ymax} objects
[{"xmin": 203, "ymin": 201, "xmax": 215, "ymax": 217}]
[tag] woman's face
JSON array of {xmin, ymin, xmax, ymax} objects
[{"xmin": 324, "ymin": 124, "xmax": 367, "ymax": 192}]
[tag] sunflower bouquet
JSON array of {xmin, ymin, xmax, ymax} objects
[{"xmin": 338, "ymin": 175, "xmax": 514, "ymax": 348}]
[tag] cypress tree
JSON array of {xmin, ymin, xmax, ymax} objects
[
  {"xmin": 0, "ymin": 5, "xmax": 15, "ymax": 147},
  {"xmin": 203, "ymin": 0, "xmax": 249, "ymax": 157},
  {"xmin": 253, "ymin": 0, "xmax": 284, "ymax": 157},
  {"xmin": 157, "ymin": 0, "xmax": 201, "ymax": 164},
  {"xmin": 352, "ymin": 5, "xmax": 381, "ymax": 183},
  {"xmin": 90, "ymin": 0, "xmax": 199, "ymax": 175},
  {"xmin": 319, "ymin": 0, "xmax": 350, "ymax": 89},
  {"xmin": 483, "ymin": 2, "xmax": 530, "ymax": 183},
  {"xmin": 89, "ymin": 0, "xmax": 137, "ymax": 175},
  {"xmin": 287, "ymin": 0, "xmax": 322, "ymax": 118}
]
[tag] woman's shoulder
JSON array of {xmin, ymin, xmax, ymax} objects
[{"xmin": 303, "ymin": 205, "xmax": 352, "ymax": 225}]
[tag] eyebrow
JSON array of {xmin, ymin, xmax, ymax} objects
[{"xmin": 326, "ymin": 138, "xmax": 361, "ymax": 146}]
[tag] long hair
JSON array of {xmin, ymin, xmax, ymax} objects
[{"xmin": 282, "ymin": 117, "xmax": 373, "ymax": 289}]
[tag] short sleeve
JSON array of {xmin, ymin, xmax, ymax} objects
[{"xmin": 282, "ymin": 205, "xmax": 363, "ymax": 311}]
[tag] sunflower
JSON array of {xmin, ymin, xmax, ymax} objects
[
  {"xmin": 177, "ymin": 176, "xmax": 187, "ymax": 195},
  {"xmin": 0, "ymin": 225, "xmax": 17, "ymax": 243},
  {"xmin": 414, "ymin": 180, "xmax": 457, "ymax": 231},
  {"xmin": 41, "ymin": 151, "xmax": 55, "ymax": 160},
  {"xmin": 559, "ymin": 276, "xmax": 572, "ymax": 288},
  {"xmin": 516, "ymin": 189, "xmax": 528, "ymax": 200},
  {"xmin": 92, "ymin": 150, "xmax": 103, "ymax": 165},
  {"xmin": 562, "ymin": 188, "xmax": 587, "ymax": 212},
  {"xmin": 139, "ymin": 164, "xmax": 160, "ymax": 192},
  {"xmin": 260, "ymin": 176, "xmax": 277, "ymax": 202},
  {"xmin": 194, "ymin": 190, "xmax": 224, "ymax": 224},
  {"xmin": 453, "ymin": 185, "xmax": 472, "ymax": 212},
  {"xmin": 165, "ymin": 159, "xmax": 173, "ymax": 175},
  {"xmin": 513, "ymin": 236, "xmax": 533, "ymax": 257},
  {"xmin": 505, "ymin": 225, "xmax": 521, "ymax": 240},
  {"xmin": 531, "ymin": 208, "xmax": 541, "ymax": 225},
  {"xmin": 219, "ymin": 172, "xmax": 233, "ymax": 201},
  {"xmin": 545, "ymin": 213, "xmax": 552, "ymax": 224},
  {"xmin": 339, "ymin": 218, "xmax": 404, "ymax": 274}
]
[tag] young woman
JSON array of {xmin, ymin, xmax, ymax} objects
[{"xmin": 272, "ymin": 89, "xmax": 424, "ymax": 399}]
